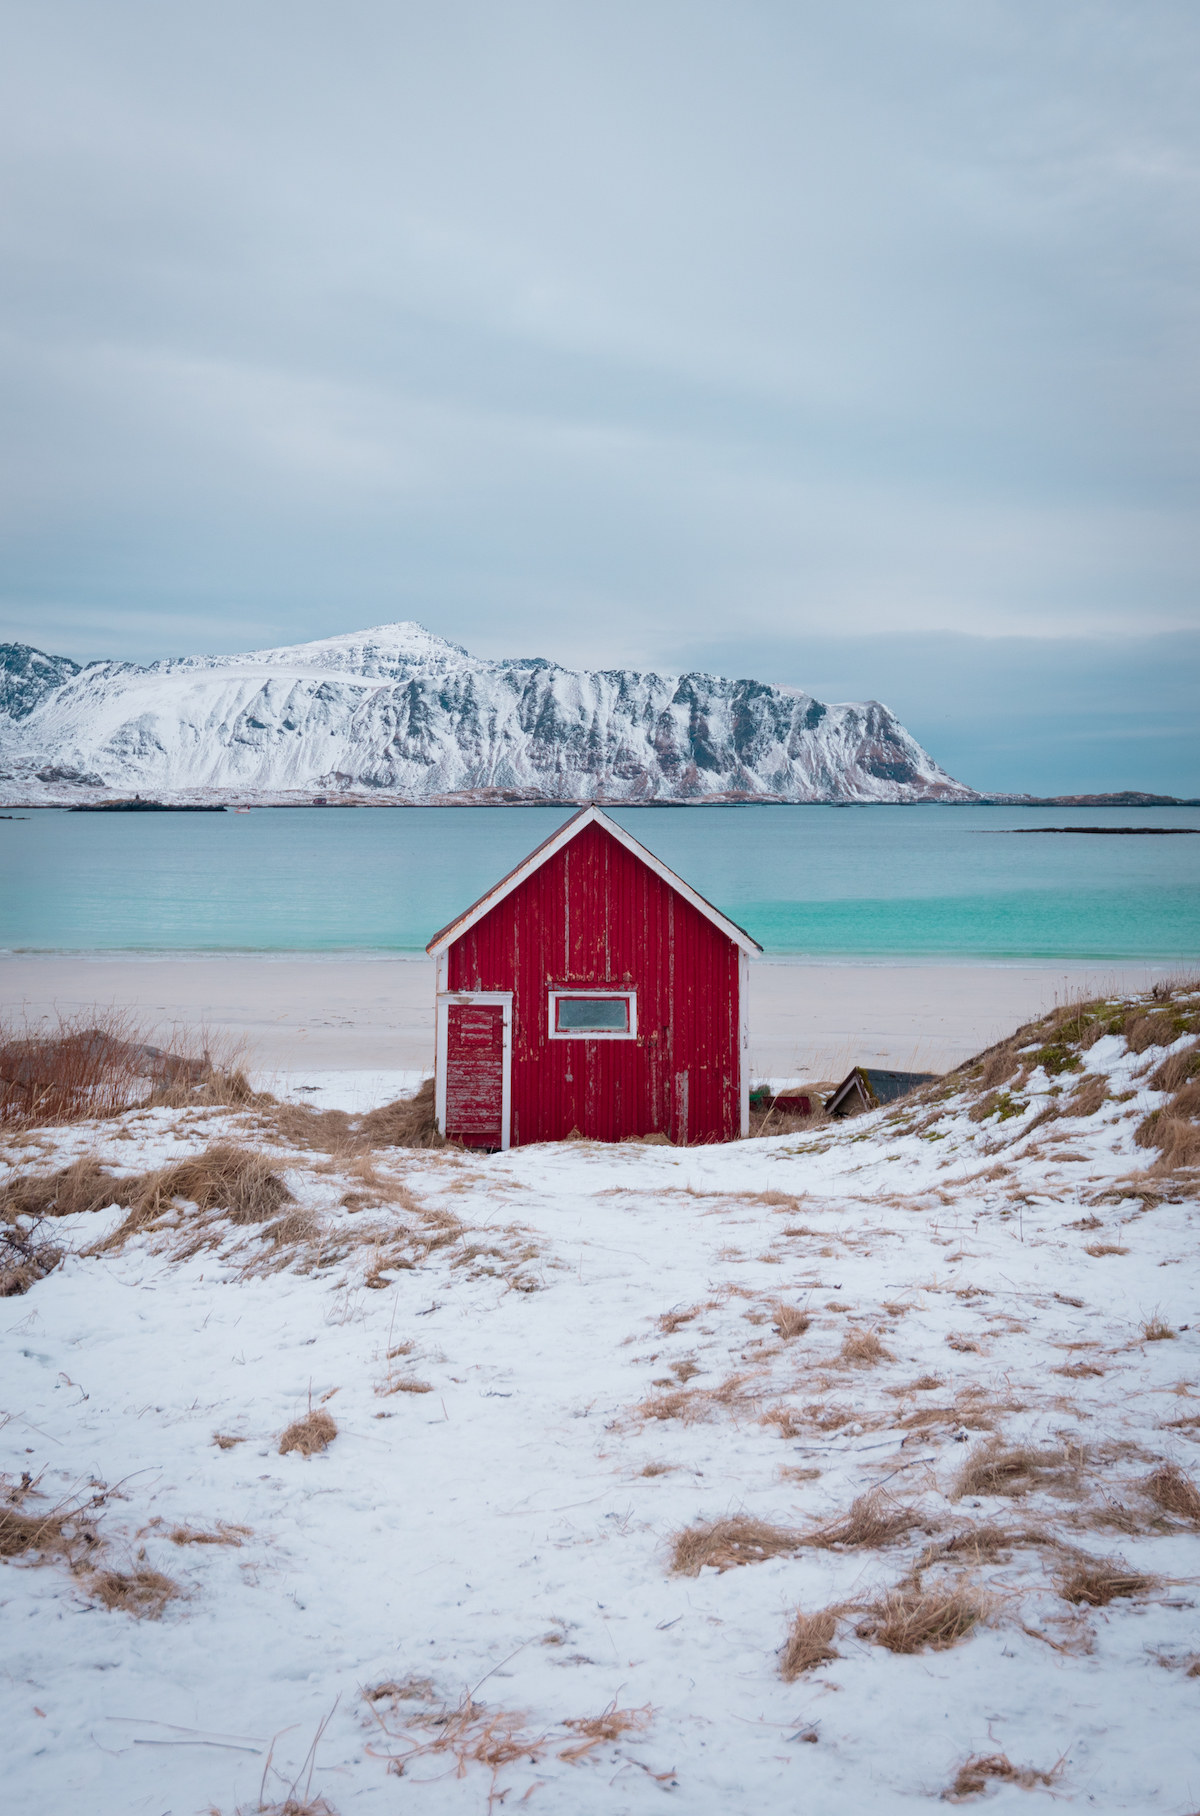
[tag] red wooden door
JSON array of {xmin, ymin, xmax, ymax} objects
[{"xmin": 445, "ymin": 1002, "xmax": 506, "ymax": 1147}]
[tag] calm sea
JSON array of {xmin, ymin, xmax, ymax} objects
[{"xmin": 2, "ymin": 805, "xmax": 1198, "ymax": 960}]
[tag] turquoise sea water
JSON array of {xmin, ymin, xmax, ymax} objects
[{"xmin": 1, "ymin": 805, "xmax": 1198, "ymax": 960}]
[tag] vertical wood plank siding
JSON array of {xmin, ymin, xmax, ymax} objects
[{"xmin": 445, "ymin": 822, "xmax": 739, "ymax": 1145}]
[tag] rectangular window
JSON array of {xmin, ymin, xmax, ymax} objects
[{"xmin": 548, "ymin": 990, "xmax": 637, "ymax": 1040}]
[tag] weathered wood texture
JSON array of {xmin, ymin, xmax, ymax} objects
[{"xmin": 444, "ymin": 1002, "xmax": 505, "ymax": 1145}]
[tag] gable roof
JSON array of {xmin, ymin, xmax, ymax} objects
[{"xmin": 425, "ymin": 803, "xmax": 763, "ymax": 956}]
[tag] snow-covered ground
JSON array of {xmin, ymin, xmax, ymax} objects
[
  {"xmin": 267, "ymin": 1068, "xmax": 430, "ymax": 1114},
  {"xmin": 3, "ymin": 993, "xmax": 1198, "ymax": 1814}
]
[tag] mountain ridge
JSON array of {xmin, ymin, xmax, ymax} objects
[{"xmin": 0, "ymin": 621, "xmax": 977, "ymax": 804}]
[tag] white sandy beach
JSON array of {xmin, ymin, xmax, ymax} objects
[{"xmin": 0, "ymin": 953, "xmax": 1184, "ymax": 1094}]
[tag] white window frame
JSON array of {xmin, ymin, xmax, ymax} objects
[
  {"xmin": 547, "ymin": 988, "xmax": 638, "ymax": 1041},
  {"xmin": 435, "ymin": 990, "xmax": 513, "ymax": 1150}
]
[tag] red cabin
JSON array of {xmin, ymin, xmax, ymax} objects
[{"xmin": 426, "ymin": 805, "xmax": 761, "ymax": 1149}]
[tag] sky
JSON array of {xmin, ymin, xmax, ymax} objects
[{"xmin": 1, "ymin": 0, "xmax": 1197, "ymax": 795}]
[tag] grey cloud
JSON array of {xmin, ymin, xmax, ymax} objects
[{"xmin": 0, "ymin": 1, "xmax": 1197, "ymax": 785}]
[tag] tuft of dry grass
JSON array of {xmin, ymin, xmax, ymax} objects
[
  {"xmin": 264, "ymin": 1209, "xmax": 321, "ymax": 1247},
  {"xmin": 167, "ymin": 1521, "xmax": 251, "ymax": 1546},
  {"xmin": 89, "ymin": 1566, "xmax": 182, "ymax": 1619},
  {"xmin": 896, "ymin": 1404, "xmax": 965, "ymax": 1432},
  {"xmin": 944, "ymin": 1753, "xmax": 1057, "ymax": 1802},
  {"xmin": 368, "ymin": 1692, "xmax": 546, "ymax": 1786},
  {"xmin": 917, "ymin": 1524, "xmax": 1029, "ymax": 1569},
  {"xmin": 142, "ymin": 1144, "xmax": 293, "ymax": 1226},
  {"xmin": 1085, "ymin": 1242, "xmax": 1129, "ymax": 1257},
  {"xmin": 0, "ymin": 1008, "xmax": 189, "ymax": 1125},
  {"xmin": 953, "ymin": 1439, "xmax": 1080, "ymax": 1502},
  {"xmin": 1125, "ymin": 1010, "xmax": 1186, "ymax": 1054},
  {"xmin": 367, "ymin": 1688, "xmax": 653, "ymax": 1788},
  {"xmin": 657, "ymin": 1302, "xmax": 705, "ymax": 1334},
  {"xmin": 839, "ymin": 1327, "xmax": 893, "ymax": 1367},
  {"xmin": 80, "ymin": 1143, "xmax": 295, "ymax": 1256},
  {"xmin": 805, "ymin": 1402, "xmax": 858, "ymax": 1432},
  {"xmin": 1142, "ymin": 1314, "xmax": 1177, "ymax": 1342},
  {"xmin": 1056, "ymin": 1555, "xmax": 1159, "ymax": 1606},
  {"xmin": 780, "ymin": 1608, "xmax": 839, "ymax": 1679},
  {"xmin": 0, "ymin": 1217, "xmax": 63, "ymax": 1297},
  {"xmin": 262, "ymin": 1078, "xmax": 442, "ymax": 1157},
  {"xmin": 0, "ymin": 1155, "xmax": 123, "ymax": 1222},
  {"xmin": 772, "ymin": 1302, "xmax": 811, "ymax": 1340},
  {"xmin": 979, "ymin": 1043, "xmax": 1020, "ymax": 1090},
  {"xmin": 0, "ymin": 1007, "xmax": 258, "ymax": 1128},
  {"xmin": 760, "ymin": 1404, "xmax": 803, "ymax": 1439},
  {"xmin": 279, "ymin": 1410, "xmax": 337, "ymax": 1457},
  {"xmin": 558, "ymin": 1700, "xmax": 653, "ymax": 1762},
  {"xmin": 854, "ymin": 1586, "xmax": 985, "ymax": 1654},
  {"xmin": 229, "ymin": 1800, "xmax": 339, "ymax": 1816},
  {"xmin": 1148, "ymin": 1041, "xmax": 1200, "ymax": 1095},
  {"xmin": 1142, "ymin": 1115, "xmax": 1200, "ymax": 1173},
  {"xmin": 748, "ymin": 1099, "xmax": 830, "ymax": 1138},
  {"xmin": 710, "ymin": 1371, "xmax": 760, "ymax": 1408},
  {"xmin": 377, "ymin": 1378, "xmax": 432, "ymax": 1396},
  {"xmin": 802, "ymin": 1492, "xmax": 916, "ymax": 1551},
  {"xmin": 366, "ymin": 1676, "xmax": 436, "ymax": 1703},
  {"xmin": 1062, "ymin": 1075, "xmax": 1109, "ymax": 1118},
  {"xmin": 1143, "ymin": 1463, "xmax": 1200, "ymax": 1523},
  {"xmin": 0, "ymin": 1495, "xmax": 104, "ymax": 1567},
  {"xmin": 1055, "ymin": 1360, "xmax": 1105, "ymax": 1379},
  {"xmin": 0, "ymin": 1505, "xmax": 71, "ymax": 1559},
  {"xmin": 637, "ymin": 1388, "xmax": 709, "ymax": 1423},
  {"xmin": 357, "ymin": 1078, "xmax": 443, "ymax": 1149},
  {"xmin": 639, "ymin": 1461, "xmax": 676, "ymax": 1477},
  {"xmin": 669, "ymin": 1515, "xmax": 801, "ymax": 1576},
  {"xmin": 1135, "ymin": 1074, "xmax": 1200, "ymax": 1172}
]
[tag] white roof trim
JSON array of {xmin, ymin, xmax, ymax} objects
[{"xmin": 425, "ymin": 803, "xmax": 763, "ymax": 955}]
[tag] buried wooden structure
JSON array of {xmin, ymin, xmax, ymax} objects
[
  {"xmin": 825, "ymin": 1065, "xmax": 939, "ymax": 1118},
  {"xmin": 426, "ymin": 805, "xmax": 762, "ymax": 1149}
]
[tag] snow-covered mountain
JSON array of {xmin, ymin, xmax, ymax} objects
[{"xmin": 0, "ymin": 623, "xmax": 976, "ymax": 803}]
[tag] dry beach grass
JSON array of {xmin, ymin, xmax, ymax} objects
[{"xmin": 279, "ymin": 1411, "xmax": 337, "ymax": 1457}]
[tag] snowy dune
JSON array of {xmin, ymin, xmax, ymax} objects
[{"xmin": 2, "ymin": 989, "xmax": 1199, "ymax": 1813}]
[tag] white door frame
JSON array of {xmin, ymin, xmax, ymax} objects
[
  {"xmin": 435, "ymin": 990, "xmax": 513, "ymax": 1151},
  {"xmin": 738, "ymin": 948, "xmax": 750, "ymax": 1138}
]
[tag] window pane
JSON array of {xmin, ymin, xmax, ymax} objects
[{"xmin": 556, "ymin": 997, "xmax": 629, "ymax": 1031}]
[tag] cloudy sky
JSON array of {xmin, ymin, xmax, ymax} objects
[{"xmin": 2, "ymin": 0, "xmax": 1197, "ymax": 792}]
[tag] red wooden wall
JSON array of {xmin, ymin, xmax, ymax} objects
[{"xmin": 444, "ymin": 821, "xmax": 741, "ymax": 1145}]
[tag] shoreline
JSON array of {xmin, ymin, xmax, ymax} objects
[
  {"xmin": 6, "ymin": 796, "xmax": 1200, "ymax": 809},
  {"xmin": 1, "ymin": 952, "xmax": 1186, "ymax": 1085},
  {"xmin": 4, "ymin": 948, "xmax": 1197, "ymax": 966}
]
